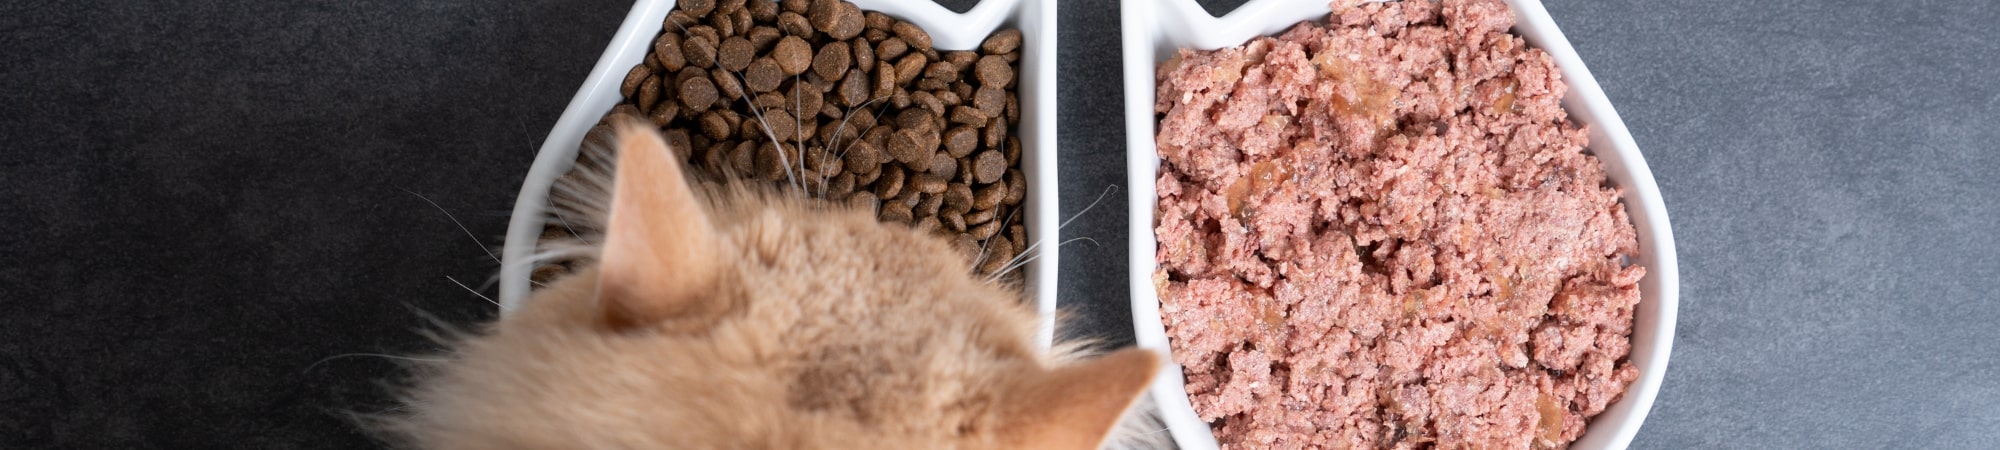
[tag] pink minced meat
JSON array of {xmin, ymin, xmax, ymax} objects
[{"xmin": 1152, "ymin": 0, "xmax": 1644, "ymax": 448}]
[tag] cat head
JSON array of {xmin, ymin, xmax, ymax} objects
[{"xmin": 386, "ymin": 120, "xmax": 1159, "ymax": 450}]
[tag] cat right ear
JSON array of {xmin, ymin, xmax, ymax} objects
[
  {"xmin": 998, "ymin": 348, "xmax": 1163, "ymax": 450},
  {"xmin": 594, "ymin": 118, "xmax": 729, "ymax": 332}
]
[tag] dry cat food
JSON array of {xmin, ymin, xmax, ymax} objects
[
  {"xmin": 538, "ymin": 0, "xmax": 1028, "ymax": 284},
  {"xmin": 1153, "ymin": 0, "xmax": 1643, "ymax": 448}
]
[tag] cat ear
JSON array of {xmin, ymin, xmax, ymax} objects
[
  {"xmin": 595, "ymin": 119, "xmax": 728, "ymax": 331},
  {"xmin": 999, "ymin": 348, "xmax": 1162, "ymax": 449}
]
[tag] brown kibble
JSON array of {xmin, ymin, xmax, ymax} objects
[
  {"xmin": 718, "ymin": 36, "xmax": 755, "ymax": 71},
  {"xmin": 879, "ymin": 201, "xmax": 913, "ymax": 224},
  {"xmin": 929, "ymin": 152, "xmax": 958, "ymax": 176},
  {"xmin": 745, "ymin": 57, "xmax": 784, "ymax": 92},
  {"xmin": 983, "ymin": 117, "xmax": 1007, "ymax": 148},
  {"xmin": 638, "ymin": 76, "xmax": 664, "ymax": 112},
  {"xmin": 975, "ymin": 55, "xmax": 1012, "ymax": 87},
  {"xmin": 853, "ymin": 164, "xmax": 880, "ymax": 185},
  {"xmin": 763, "ymin": 108, "xmax": 798, "ymax": 142},
  {"xmin": 943, "ymin": 184, "xmax": 974, "ymax": 214},
  {"xmin": 975, "ymin": 85, "xmax": 1005, "ymax": 118},
  {"xmin": 621, "ymin": 64, "xmax": 652, "ymax": 99},
  {"xmin": 911, "ymin": 173, "xmax": 948, "ymax": 195},
  {"xmin": 712, "ymin": 69, "xmax": 745, "ymax": 99},
  {"xmin": 924, "ymin": 60, "xmax": 960, "ymax": 82},
  {"xmin": 1004, "ymin": 169, "xmax": 1025, "ymax": 205},
  {"xmin": 843, "ymin": 140, "xmax": 882, "ymax": 172},
  {"xmin": 666, "ymin": 10, "xmax": 696, "ymax": 28},
  {"xmin": 684, "ymin": 34, "xmax": 718, "ymax": 69},
  {"xmin": 972, "ymin": 176, "xmax": 1005, "ymax": 210},
  {"xmin": 1005, "ymin": 136, "xmax": 1021, "ymax": 165},
  {"xmin": 747, "ymin": 26, "xmax": 781, "ymax": 51},
  {"xmin": 748, "ymin": 0, "xmax": 778, "ymax": 20},
  {"xmin": 829, "ymin": 3, "xmax": 865, "ymax": 40},
  {"xmin": 807, "ymin": 0, "xmax": 840, "ymax": 34},
  {"xmin": 892, "ymin": 20, "xmax": 931, "ymax": 51},
  {"xmin": 851, "ymin": 37, "xmax": 875, "ymax": 69},
  {"xmin": 911, "ymin": 215, "xmax": 941, "ymax": 234},
  {"xmin": 772, "ymin": 36, "xmax": 812, "ymax": 75},
  {"xmin": 781, "ymin": 0, "xmax": 807, "ymax": 14},
  {"xmin": 889, "ymin": 90, "xmax": 910, "ymax": 109},
  {"xmin": 943, "ymin": 212, "xmax": 967, "ymax": 232},
  {"xmin": 934, "ymin": 90, "xmax": 961, "ymax": 107},
  {"xmin": 971, "ymin": 150, "xmax": 1006, "ymax": 184},
  {"xmin": 864, "ymin": 11, "xmax": 893, "ymax": 31},
  {"xmin": 838, "ymin": 68, "xmax": 871, "ymax": 107},
  {"xmin": 715, "ymin": 12, "xmax": 737, "ymax": 37},
  {"xmin": 895, "ymin": 108, "xmax": 934, "ymax": 131},
  {"xmin": 983, "ymin": 236, "xmax": 1015, "ymax": 272},
  {"xmin": 700, "ymin": 111, "xmax": 732, "ymax": 140},
  {"xmin": 894, "ymin": 53, "xmax": 926, "ymax": 86},
  {"xmin": 813, "ymin": 41, "xmax": 851, "ymax": 81},
  {"xmin": 847, "ymin": 190, "xmax": 879, "ymax": 212},
  {"xmin": 950, "ymin": 105, "xmax": 986, "ymax": 125},
  {"xmin": 754, "ymin": 142, "xmax": 787, "ymax": 180},
  {"xmin": 945, "ymin": 51, "xmax": 978, "ymax": 68},
  {"xmin": 777, "ymin": 11, "xmax": 813, "ymax": 36},
  {"xmin": 982, "ymin": 28, "xmax": 1022, "ymax": 54},
  {"xmin": 965, "ymin": 207, "xmax": 995, "ymax": 226},
  {"xmin": 655, "ymin": 33, "xmax": 688, "ymax": 71},
  {"xmin": 728, "ymin": 140, "xmax": 757, "ymax": 175},
  {"xmin": 970, "ymin": 219, "xmax": 1002, "ymax": 241},
  {"xmin": 888, "ymin": 129, "xmax": 932, "ymax": 165},
  {"xmin": 680, "ymin": 0, "xmax": 716, "ymax": 15},
  {"xmin": 649, "ymin": 103, "xmax": 680, "ymax": 127},
  {"xmin": 1006, "ymin": 92, "xmax": 1018, "ymax": 122},
  {"xmin": 911, "ymin": 91, "xmax": 943, "ymax": 117},
  {"xmin": 916, "ymin": 192, "xmax": 944, "ymax": 217},
  {"xmin": 876, "ymin": 37, "xmax": 908, "ymax": 62},
  {"xmin": 609, "ymin": 104, "xmax": 644, "ymax": 124},
  {"xmin": 875, "ymin": 166, "xmax": 906, "ymax": 199},
  {"xmin": 873, "ymin": 61, "xmax": 898, "ymax": 95},
  {"xmin": 680, "ymin": 76, "xmax": 719, "ymax": 112},
  {"xmin": 944, "ymin": 126, "xmax": 978, "ymax": 158}
]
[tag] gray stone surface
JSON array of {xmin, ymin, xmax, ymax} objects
[{"xmin": 1057, "ymin": 0, "xmax": 2000, "ymax": 448}]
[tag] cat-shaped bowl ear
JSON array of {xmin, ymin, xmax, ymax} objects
[{"xmin": 595, "ymin": 119, "xmax": 734, "ymax": 332}]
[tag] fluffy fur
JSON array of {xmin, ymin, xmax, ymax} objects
[{"xmin": 383, "ymin": 121, "xmax": 1170, "ymax": 449}]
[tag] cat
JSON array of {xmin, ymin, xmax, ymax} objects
[{"xmin": 379, "ymin": 118, "xmax": 1167, "ymax": 449}]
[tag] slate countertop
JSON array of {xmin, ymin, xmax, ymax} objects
[{"xmin": 1, "ymin": 0, "xmax": 1994, "ymax": 447}]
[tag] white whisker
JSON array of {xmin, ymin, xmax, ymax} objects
[
  {"xmin": 446, "ymin": 276, "xmax": 501, "ymax": 307},
  {"xmin": 403, "ymin": 188, "xmax": 501, "ymax": 265},
  {"xmin": 304, "ymin": 352, "xmax": 448, "ymax": 374},
  {"xmin": 982, "ymin": 185, "xmax": 1120, "ymax": 282}
]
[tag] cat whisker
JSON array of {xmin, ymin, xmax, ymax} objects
[
  {"xmin": 304, "ymin": 352, "xmax": 448, "ymax": 374},
  {"xmin": 446, "ymin": 276, "xmax": 501, "ymax": 307},
  {"xmin": 981, "ymin": 185, "xmax": 1119, "ymax": 283},
  {"xmin": 402, "ymin": 188, "xmax": 501, "ymax": 265},
  {"xmin": 819, "ymin": 94, "xmax": 891, "ymax": 198},
  {"xmin": 663, "ymin": 20, "xmax": 799, "ymax": 189}
]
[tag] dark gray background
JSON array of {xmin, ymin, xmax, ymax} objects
[{"xmin": 1, "ymin": 0, "xmax": 1994, "ymax": 448}]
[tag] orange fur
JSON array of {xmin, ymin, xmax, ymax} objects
[{"xmin": 386, "ymin": 121, "xmax": 1160, "ymax": 449}]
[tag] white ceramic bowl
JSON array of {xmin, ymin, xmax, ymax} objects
[
  {"xmin": 499, "ymin": 0, "xmax": 1061, "ymax": 347},
  {"xmin": 1120, "ymin": 0, "xmax": 1679, "ymax": 448}
]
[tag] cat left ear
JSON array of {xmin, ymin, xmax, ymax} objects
[
  {"xmin": 998, "ymin": 348, "xmax": 1163, "ymax": 450},
  {"xmin": 595, "ymin": 118, "xmax": 728, "ymax": 331}
]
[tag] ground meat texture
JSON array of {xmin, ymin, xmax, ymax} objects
[{"xmin": 1152, "ymin": 1, "xmax": 1644, "ymax": 448}]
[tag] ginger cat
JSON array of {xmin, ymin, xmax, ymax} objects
[{"xmin": 382, "ymin": 120, "xmax": 1162, "ymax": 449}]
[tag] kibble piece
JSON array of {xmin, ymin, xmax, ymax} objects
[
  {"xmin": 943, "ymin": 212, "xmax": 968, "ymax": 232},
  {"xmin": 888, "ymin": 129, "xmax": 932, "ymax": 165},
  {"xmin": 982, "ymin": 28, "xmax": 1022, "ymax": 54},
  {"xmin": 983, "ymin": 117, "xmax": 1007, "ymax": 148},
  {"xmin": 655, "ymin": 33, "xmax": 688, "ymax": 71},
  {"xmin": 747, "ymin": 26, "xmax": 782, "ymax": 51},
  {"xmin": 777, "ymin": 11, "xmax": 813, "ymax": 36},
  {"xmin": 864, "ymin": 10, "xmax": 893, "ymax": 30},
  {"xmin": 807, "ymin": 0, "xmax": 841, "ymax": 33},
  {"xmin": 781, "ymin": 0, "xmax": 808, "ymax": 14},
  {"xmin": 838, "ymin": 68, "xmax": 871, "ymax": 107},
  {"xmin": 772, "ymin": 36, "xmax": 813, "ymax": 75},
  {"xmin": 975, "ymin": 55, "xmax": 1013, "ymax": 88},
  {"xmin": 912, "ymin": 216, "xmax": 941, "ymax": 234},
  {"xmin": 847, "ymin": 190, "xmax": 880, "ymax": 212},
  {"xmin": 700, "ymin": 111, "xmax": 733, "ymax": 140},
  {"xmin": 1005, "ymin": 136, "xmax": 1021, "ymax": 165},
  {"xmin": 875, "ymin": 166, "xmax": 906, "ymax": 200},
  {"xmin": 945, "ymin": 51, "xmax": 978, "ymax": 68},
  {"xmin": 715, "ymin": 12, "xmax": 737, "ymax": 37},
  {"xmin": 680, "ymin": 76, "xmax": 720, "ymax": 112},
  {"xmin": 911, "ymin": 91, "xmax": 943, "ymax": 117},
  {"xmin": 970, "ymin": 220, "xmax": 1002, "ymax": 241},
  {"xmin": 813, "ymin": 41, "xmax": 851, "ymax": 81},
  {"xmin": 829, "ymin": 3, "xmax": 865, "ymax": 40},
  {"xmin": 649, "ymin": 103, "xmax": 680, "ymax": 127},
  {"xmin": 843, "ymin": 140, "xmax": 882, "ymax": 172},
  {"xmin": 876, "ymin": 37, "xmax": 908, "ymax": 61},
  {"xmin": 964, "ymin": 207, "xmax": 995, "ymax": 226},
  {"xmin": 879, "ymin": 201, "xmax": 914, "ymax": 224},
  {"xmin": 929, "ymin": 152, "xmax": 958, "ymax": 176},
  {"xmin": 1008, "ymin": 225, "xmax": 1026, "ymax": 251},
  {"xmin": 713, "ymin": 69, "xmax": 745, "ymax": 99},
  {"xmin": 972, "ymin": 150, "xmax": 1006, "ymax": 184},
  {"xmin": 1004, "ymin": 169, "xmax": 1025, "ymax": 205},
  {"xmin": 974, "ymin": 85, "xmax": 1005, "ymax": 118},
  {"xmin": 684, "ymin": 34, "xmax": 719, "ymax": 69},
  {"xmin": 1006, "ymin": 92, "xmax": 1018, "ymax": 122},
  {"xmin": 745, "ymin": 57, "xmax": 784, "ymax": 92},
  {"xmin": 894, "ymin": 53, "xmax": 927, "ymax": 86},
  {"xmin": 944, "ymin": 126, "xmax": 978, "ymax": 158},
  {"xmin": 729, "ymin": 140, "xmax": 757, "ymax": 175},
  {"xmin": 911, "ymin": 173, "xmax": 948, "ymax": 195},
  {"xmin": 638, "ymin": 76, "xmax": 665, "ymax": 112},
  {"xmin": 981, "ymin": 236, "xmax": 1014, "ymax": 272},
  {"xmin": 666, "ymin": 10, "xmax": 697, "ymax": 28},
  {"xmin": 718, "ymin": 36, "xmax": 755, "ymax": 71},
  {"xmin": 748, "ymin": 0, "xmax": 778, "ymax": 20},
  {"xmin": 943, "ymin": 184, "xmax": 974, "ymax": 214},
  {"xmin": 622, "ymin": 64, "xmax": 653, "ymax": 98},
  {"xmin": 681, "ymin": 0, "xmax": 717, "ymax": 15},
  {"xmin": 851, "ymin": 37, "xmax": 875, "ymax": 68},
  {"xmin": 950, "ymin": 106, "xmax": 986, "ymax": 125},
  {"xmin": 892, "ymin": 21, "xmax": 932, "ymax": 51},
  {"xmin": 916, "ymin": 192, "xmax": 944, "ymax": 217}
]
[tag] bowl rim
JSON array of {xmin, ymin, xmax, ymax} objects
[
  {"xmin": 1119, "ymin": 0, "xmax": 1680, "ymax": 448},
  {"xmin": 497, "ymin": 0, "xmax": 1064, "ymax": 347}
]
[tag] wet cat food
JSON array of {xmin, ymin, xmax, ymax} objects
[
  {"xmin": 1152, "ymin": 0, "xmax": 1643, "ymax": 448},
  {"xmin": 546, "ymin": 0, "xmax": 1028, "ymax": 282}
]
